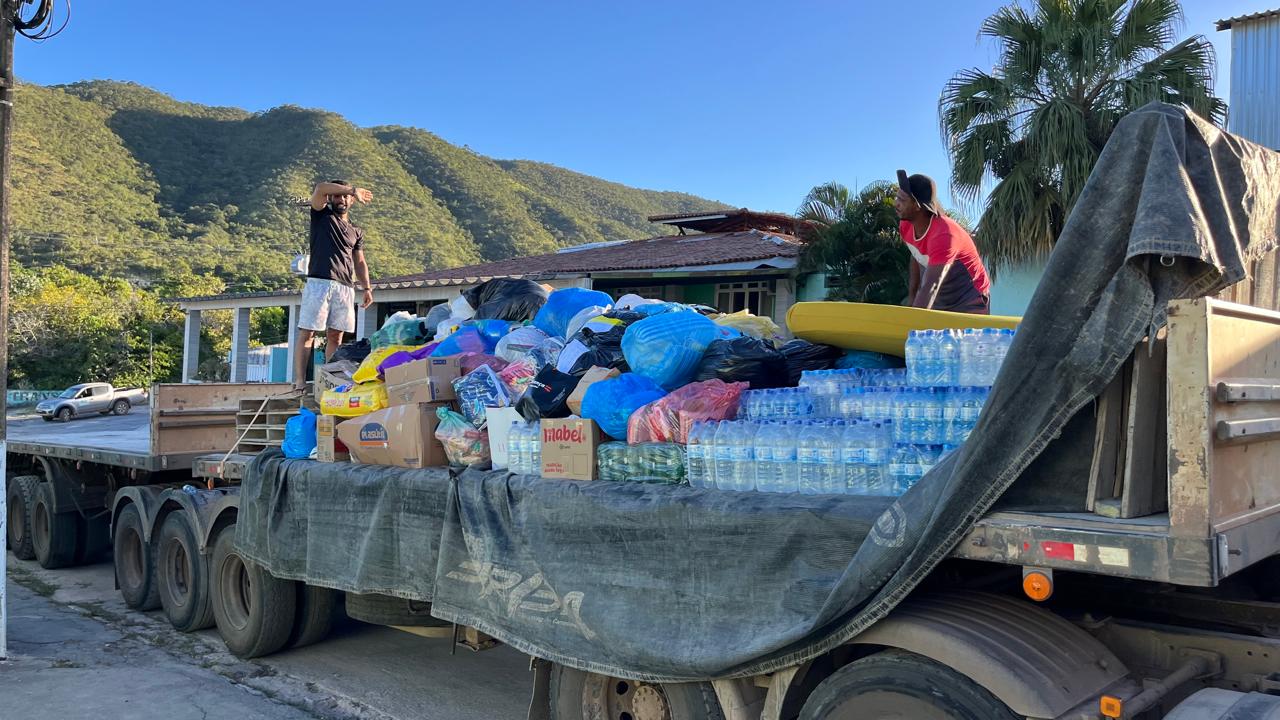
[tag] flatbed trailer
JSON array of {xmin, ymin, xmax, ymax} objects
[{"xmin": 9, "ymin": 300, "xmax": 1280, "ymax": 720}]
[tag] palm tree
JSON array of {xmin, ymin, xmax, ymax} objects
[
  {"xmin": 798, "ymin": 181, "xmax": 910, "ymax": 304},
  {"xmin": 940, "ymin": 0, "xmax": 1226, "ymax": 269}
]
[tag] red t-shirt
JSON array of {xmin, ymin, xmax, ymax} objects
[{"xmin": 899, "ymin": 216, "xmax": 990, "ymax": 312}]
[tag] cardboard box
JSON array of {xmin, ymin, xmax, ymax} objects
[
  {"xmin": 383, "ymin": 355, "xmax": 463, "ymax": 402},
  {"xmin": 316, "ymin": 414, "xmax": 350, "ymax": 463},
  {"xmin": 540, "ymin": 418, "xmax": 601, "ymax": 481},
  {"xmin": 335, "ymin": 403, "xmax": 449, "ymax": 468},
  {"xmin": 567, "ymin": 366, "xmax": 620, "ymax": 416},
  {"xmin": 485, "ymin": 407, "xmax": 524, "ymax": 470},
  {"xmin": 315, "ymin": 359, "xmax": 359, "ymax": 404}
]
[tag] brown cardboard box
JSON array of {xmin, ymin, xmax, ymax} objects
[
  {"xmin": 335, "ymin": 403, "xmax": 449, "ymax": 468},
  {"xmin": 316, "ymin": 414, "xmax": 350, "ymax": 463},
  {"xmin": 540, "ymin": 418, "xmax": 601, "ymax": 480},
  {"xmin": 383, "ymin": 355, "xmax": 463, "ymax": 402},
  {"xmin": 566, "ymin": 366, "xmax": 620, "ymax": 416}
]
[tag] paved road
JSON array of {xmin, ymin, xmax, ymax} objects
[
  {"xmin": 8, "ymin": 411, "xmax": 151, "ymax": 454},
  {"xmin": 4, "ymin": 557, "xmax": 534, "ymax": 719}
]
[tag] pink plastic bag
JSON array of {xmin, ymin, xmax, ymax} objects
[
  {"xmin": 498, "ymin": 357, "xmax": 538, "ymax": 399},
  {"xmin": 459, "ymin": 352, "xmax": 509, "ymax": 375},
  {"xmin": 627, "ymin": 379, "xmax": 746, "ymax": 444}
]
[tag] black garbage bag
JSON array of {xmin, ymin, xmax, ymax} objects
[
  {"xmin": 559, "ymin": 320, "xmax": 633, "ymax": 376},
  {"xmin": 694, "ymin": 337, "xmax": 789, "ymax": 388},
  {"xmin": 779, "ymin": 339, "xmax": 843, "ymax": 385},
  {"xmin": 516, "ymin": 366, "xmax": 580, "ymax": 422},
  {"xmin": 464, "ymin": 278, "xmax": 549, "ymax": 322},
  {"xmin": 330, "ymin": 338, "xmax": 371, "ymax": 364}
]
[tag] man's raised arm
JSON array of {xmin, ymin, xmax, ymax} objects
[{"xmin": 311, "ymin": 182, "xmax": 373, "ymax": 211}]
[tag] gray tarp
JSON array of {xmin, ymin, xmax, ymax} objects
[
  {"xmin": 426, "ymin": 104, "xmax": 1280, "ymax": 681},
  {"xmin": 236, "ymin": 452, "xmax": 452, "ymax": 600}
]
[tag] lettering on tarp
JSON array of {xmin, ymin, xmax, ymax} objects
[{"xmin": 446, "ymin": 560, "xmax": 597, "ymax": 640}]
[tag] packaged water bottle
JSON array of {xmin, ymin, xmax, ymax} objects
[
  {"xmin": 753, "ymin": 422, "xmax": 776, "ymax": 492},
  {"xmin": 796, "ymin": 422, "xmax": 825, "ymax": 495},
  {"xmin": 841, "ymin": 421, "xmax": 866, "ymax": 494},
  {"xmin": 977, "ymin": 328, "xmax": 999, "ymax": 385},
  {"xmin": 905, "ymin": 330, "xmax": 922, "ymax": 385},
  {"xmin": 509, "ymin": 422, "xmax": 526, "ymax": 474},
  {"xmin": 817, "ymin": 420, "xmax": 842, "ymax": 494},
  {"xmin": 713, "ymin": 421, "xmax": 736, "ymax": 490},
  {"xmin": 686, "ymin": 422, "xmax": 708, "ymax": 488},
  {"xmin": 773, "ymin": 422, "xmax": 799, "ymax": 493},
  {"xmin": 922, "ymin": 388, "xmax": 944, "ymax": 444},
  {"xmin": 529, "ymin": 424, "xmax": 542, "ymax": 477},
  {"xmin": 864, "ymin": 422, "xmax": 891, "ymax": 494},
  {"xmin": 938, "ymin": 329, "xmax": 959, "ymax": 386},
  {"xmin": 730, "ymin": 422, "xmax": 757, "ymax": 492},
  {"xmin": 993, "ymin": 329, "xmax": 1015, "ymax": 380}
]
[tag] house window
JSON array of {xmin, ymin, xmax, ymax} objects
[
  {"xmin": 608, "ymin": 286, "xmax": 667, "ymax": 301},
  {"xmin": 716, "ymin": 281, "xmax": 775, "ymax": 316}
]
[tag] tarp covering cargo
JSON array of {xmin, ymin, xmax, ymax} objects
[
  {"xmin": 424, "ymin": 104, "xmax": 1280, "ymax": 681},
  {"xmin": 235, "ymin": 450, "xmax": 452, "ymax": 601}
]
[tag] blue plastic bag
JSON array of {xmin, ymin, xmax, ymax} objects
[
  {"xmin": 835, "ymin": 349, "xmax": 904, "ymax": 370},
  {"xmin": 622, "ymin": 312, "xmax": 720, "ymax": 390},
  {"xmin": 582, "ymin": 373, "xmax": 667, "ymax": 440},
  {"xmin": 282, "ymin": 407, "xmax": 318, "ymax": 459},
  {"xmin": 431, "ymin": 319, "xmax": 516, "ymax": 357},
  {"xmin": 534, "ymin": 288, "xmax": 614, "ymax": 338}
]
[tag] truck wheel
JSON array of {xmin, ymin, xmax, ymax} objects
[
  {"xmin": 799, "ymin": 650, "xmax": 1021, "ymax": 720},
  {"xmin": 345, "ymin": 592, "xmax": 447, "ymax": 627},
  {"xmin": 549, "ymin": 664, "xmax": 724, "ymax": 720},
  {"xmin": 114, "ymin": 503, "xmax": 160, "ymax": 610},
  {"xmin": 210, "ymin": 528, "xmax": 296, "ymax": 658},
  {"xmin": 74, "ymin": 513, "xmax": 111, "ymax": 565},
  {"xmin": 31, "ymin": 481, "xmax": 79, "ymax": 569},
  {"xmin": 6, "ymin": 475, "xmax": 40, "ymax": 560},
  {"xmin": 112, "ymin": 399, "xmax": 131, "ymax": 416},
  {"xmin": 288, "ymin": 585, "xmax": 339, "ymax": 649},
  {"xmin": 156, "ymin": 512, "xmax": 215, "ymax": 632},
  {"xmin": 56, "ymin": 407, "xmax": 73, "ymax": 422}
]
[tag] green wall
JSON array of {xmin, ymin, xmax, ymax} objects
[{"xmin": 684, "ymin": 283, "xmax": 716, "ymax": 306}]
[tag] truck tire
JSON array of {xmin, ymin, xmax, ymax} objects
[
  {"xmin": 6, "ymin": 475, "xmax": 40, "ymax": 560},
  {"xmin": 114, "ymin": 502, "xmax": 160, "ymax": 610},
  {"xmin": 210, "ymin": 528, "xmax": 296, "ymax": 658},
  {"xmin": 288, "ymin": 584, "xmax": 339, "ymax": 649},
  {"xmin": 56, "ymin": 406, "xmax": 73, "ymax": 422},
  {"xmin": 345, "ymin": 592, "xmax": 447, "ymax": 627},
  {"xmin": 75, "ymin": 513, "xmax": 111, "ymax": 565},
  {"xmin": 111, "ymin": 399, "xmax": 131, "ymax": 416},
  {"xmin": 31, "ymin": 481, "xmax": 78, "ymax": 569},
  {"xmin": 798, "ymin": 650, "xmax": 1021, "ymax": 720},
  {"xmin": 549, "ymin": 664, "xmax": 724, "ymax": 720},
  {"xmin": 156, "ymin": 512, "xmax": 215, "ymax": 632}
]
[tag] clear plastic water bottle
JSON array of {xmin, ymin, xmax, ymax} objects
[
  {"xmin": 713, "ymin": 421, "xmax": 736, "ymax": 490},
  {"xmin": 508, "ymin": 422, "xmax": 526, "ymax": 474},
  {"xmin": 529, "ymin": 424, "xmax": 542, "ymax": 477},
  {"xmin": 938, "ymin": 330, "xmax": 959, "ymax": 386},
  {"xmin": 905, "ymin": 330, "xmax": 923, "ymax": 385},
  {"xmin": 922, "ymin": 388, "xmax": 944, "ymax": 443},
  {"xmin": 686, "ymin": 421, "xmax": 708, "ymax": 488},
  {"xmin": 730, "ymin": 422, "xmax": 757, "ymax": 491},
  {"xmin": 796, "ymin": 422, "xmax": 825, "ymax": 495},
  {"xmin": 817, "ymin": 420, "xmax": 842, "ymax": 494},
  {"xmin": 976, "ymin": 328, "xmax": 998, "ymax": 385},
  {"xmin": 864, "ymin": 422, "xmax": 891, "ymax": 494},
  {"xmin": 993, "ymin": 328, "xmax": 1015, "ymax": 380},
  {"xmin": 773, "ymin": 422, "xmax": 799, "ymax": 493},
  {"xmin": 841, "ymin": 421, "xmax": 867, "ymax": 494}
]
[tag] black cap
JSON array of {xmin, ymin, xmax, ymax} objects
[{"xmin": 896, "ymin": 169, "xmax": 942, "ymax": 215}]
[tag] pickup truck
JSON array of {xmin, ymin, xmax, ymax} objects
[{"xmin": 35, "ymin": 382, "xmax": 149, "ymax": 422}]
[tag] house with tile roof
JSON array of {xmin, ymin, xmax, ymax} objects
[{"xmin": 172, "ymin": 210, "xmax": 820, "ymax": 383}]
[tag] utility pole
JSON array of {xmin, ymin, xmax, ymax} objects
[{"xmin": 0, "ymin": 0, "xmax": 15, "ymax": 663}]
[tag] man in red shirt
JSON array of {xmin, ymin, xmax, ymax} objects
[{"xmin": 894, "ymin": 170, "xmax": 991, "ymax": 314}]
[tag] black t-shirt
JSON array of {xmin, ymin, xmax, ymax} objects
[{"xmin": 308, "ymin": 206, "xmax": 365, "ymax": 286}]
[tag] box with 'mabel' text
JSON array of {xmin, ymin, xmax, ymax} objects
[{"xmin": 539, "ymin": 418, "xmax": 601, "ymax": 481}]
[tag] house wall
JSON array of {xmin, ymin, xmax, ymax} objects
[
  {"xmin": 1227, "ymin": 14, "xmax": 1280, "ymax": 151},
  {"xmin": 798, "ymin": 272, "xmax": 827, "ymax": 302},
  {"xmin": 988, "ymin": 261, "xmax": 1044, "ymax": 317}
]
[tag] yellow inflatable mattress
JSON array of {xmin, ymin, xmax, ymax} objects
[{"xmin": 786, "ymin": 302, "xmax": 1021, "ymax": 357}]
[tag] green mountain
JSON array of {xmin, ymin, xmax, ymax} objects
[{"xmin": 10, "ymin": 80, "xmax": 730, "ymax": 289}]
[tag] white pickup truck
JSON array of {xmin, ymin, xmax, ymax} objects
[{"xmin": 35, "ymin": 382, "xmax": 149, "ymax": 422}]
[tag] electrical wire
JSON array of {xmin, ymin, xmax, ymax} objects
[{"xmin": 12, "ymin": 0, "xmax": 71, "ymax": 41}]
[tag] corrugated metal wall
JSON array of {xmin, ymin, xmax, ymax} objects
[
  {"xmin": 1215, "ymin": 15, "xmax": 1280, "ymax": 310},
  {"xmin": 1228, "ymin": 15, "xmax": 1280, "ymax": 151}
]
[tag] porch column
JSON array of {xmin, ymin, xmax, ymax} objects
[
  {"xmin": 181, "ymin": 309, "xmax": 202, "ymax": 383},
  {"xmin": 285, "ymin": 304, "xmax": 301, "ymax": 383},
  {"xmin": 773, "ymin": 277, "xmax": 796, "ymax": 336},
  {"xmin": 229, "ymin": 307, "xmax": 251, "ymax": 383}
]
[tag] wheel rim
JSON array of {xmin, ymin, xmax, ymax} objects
[
  {"xmin": 219, "ymin": 551, "xmax": 252, "ymax": 632},
  {"xmin": 120, "ymin": 526, "xmax": 146, "ymax": 589},
  {"xmin": 818, "ymin": 690, "xmax": 959, "ymax": 720},
  {"xmin": 6, "ymin": 495, "xmax": 23, "ymax": 547},
  {"xmin": 32, "ymin": 499, "xmax": 50, "ymax": 555},
  {"xmin": 58, "ymin": 409, "xmax": 71, "ymax": 421},
  {"xmin": 114, "ymin": 401, "xmax": 128, "ymax": 414},
  {"xmin": 164, "ymin": 536, "xmax": 191, "ymax": 609},
  {"xmin": 583, "ymin": 674, "xmax": 674, "ymax": 720}
]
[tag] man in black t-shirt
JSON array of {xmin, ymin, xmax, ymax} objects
[{"xmin": 294, "ymin": 179, "xmax": 374, "ymax": 389}]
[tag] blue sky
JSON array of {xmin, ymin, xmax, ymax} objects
[{"xmin": 16, "ymin": 0, "xmax": 1255, "ymax": 216}]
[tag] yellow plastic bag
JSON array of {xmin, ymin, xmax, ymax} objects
[
  {"xmin": 713, "ymin": 310, "xmax": 783, "ymax": 346},
  {"xmin": 351, "ymin": 345, "xmax": 418, "ymax": 384},
  {"xmin": 320, "ymin": 381, "xmax": 388, "ymax": 417}
]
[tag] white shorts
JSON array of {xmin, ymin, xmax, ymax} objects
[{"xmin": 299, "ymin": 278, "xmax": 356, "ymax": 333}]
